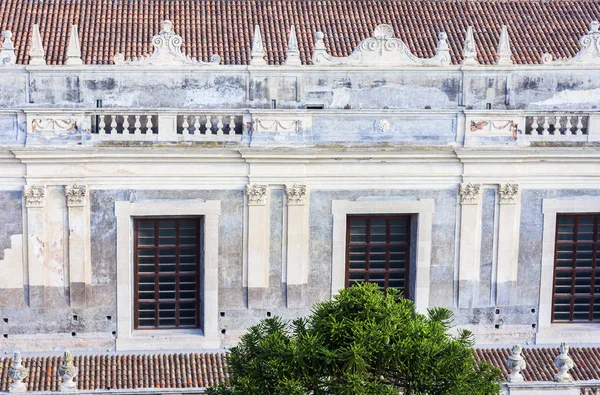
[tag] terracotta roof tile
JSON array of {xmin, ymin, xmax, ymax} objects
[{"xmin": 0, "ymin": 0, "xmax": 599, "ymax": 66}]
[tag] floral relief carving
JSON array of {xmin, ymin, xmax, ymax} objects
[
  {"xmin": 374, "ymin": 119, "xmax": 391, "ymax": 133},
  {"xmin": 65, "ymin": 184, "xmax": 87, "ymax": 207},
  {"xmin": 24, "ymin": 185, "xmax": 45, "ymax": 208},
  {"xmin": 285, "ymin": 184, "xmax": 307, "ymax": 205},
  {"xmin": 31, "ymin": 118, "xmax": 77, "ymax": 132},
  {"xmin": 459, "ymin": 183, "xmax": 481, "ymax": 205},
  {"xmin": 247, "ymin": 183, "xmax": 268, "ymax": 206},
  {"xmin": 498, "ymin": 183, "xmax": 520, "ymax": 204}
]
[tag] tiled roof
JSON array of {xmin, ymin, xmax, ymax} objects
[
  {"xmin": 1, "ymin": 348, "xmax": 600, "ymax": 391},
  {"xmin": 0, "ymin": 0, "xmax": 599, "ymax": 66}
]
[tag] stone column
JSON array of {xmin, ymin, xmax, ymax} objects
[
  {"xmin": 65, "ymin": 184, "xmax": 90, "ymax": 308},
  {"xmin": 24, "ymin": 185, "xmax": 46, "ymax": 308},
  {"xmin": 496, "ymin": 184, "xmax": 521, "ymax": 305},
  {"xmin": 246, "ymin": 184, "xmax": 270, "ymax": 308},
  {"xmin": 284, "ymin": 184, "xmax": 309, "ymax": 307},
  {"xmin": 458, "ymin": 183, "xmax": 483, "ymax": 309}
]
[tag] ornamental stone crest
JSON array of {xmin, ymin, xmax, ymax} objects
[
  {"xmin": 543, "ymin": 21, "xmax": 600, "ymax": 65},
  {"xmin": 498, "ymin": 183, "xmax": 520, "ymax": 205},
  {"xmin": 554, "ymin": 343, "xmax": 574, "ymax": 382},
  {"xmin": 247, "ymin": 183, "xmax": 268, "ymax": 206},
  {"xmin": 24, "ymin": 185, "xmax": 45, "ymax": 208},
  {"xmin": 114, "ymin": 20, "xmax": 221, "ymax": 66},
  {"xmin": 459, "ymin": 183, "xmax": 481, "ymax": 205},
  {"xmin": 8, "ymin": 351, "xmax": 28, "ymax": 393},
  {"xmin": 312, "ymin": 24, "xmax": 451, "ymax": 67},
  {"xmin": 0, "ymin": 30, "xmax": 16, "ymax": 65},
  {"xmin": 58, "ymin": 350, "xmax": 79, "ymax": 392},
  {"xmin": 285, "ymin": 184, "xmax": 307, "ymax": 206},
  {"xmin": 65, "ymin": 184, "xmax": 87, "ymax": 207},
  {"xmin": 507, "ymin": 344, "xmax": 526, "ymax": 383}
]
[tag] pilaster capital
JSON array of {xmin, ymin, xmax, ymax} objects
[
  {"xmin": 459, "ymin": 183, "xmax": 481, "ymax": 205},
  {"xmin": 498, "ymin": 183, "xmax": 520, "ymax": 205},
  {"xmin": 285, "ymin": 184, "xmax": 308, "ymax": 206},
  {"xmin": 24, "ymin": 185, "xmax": 45, "ymax": 208},
  {"xmin": 65, "ymin": 184, "xmax": 87, "ymax": 207},
  {"xmin": 247, "ymin": 183, "xmax": 268, "ymax": 206}
]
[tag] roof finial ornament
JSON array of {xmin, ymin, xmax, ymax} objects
[
  {"xmin": 29, "ymin": 24, "xmax": 46, "ymax": 65},
  {"xmin": 554, "ymin": 343, "xmax": 574, "ymax": 382},
  {"xmin": 496, "ymin": 25, "xmax": 513, "ymax": 65},
  {"xmin": 507, "ymin": 344, "xmax": 526, "ymax": 382},
  {"xmin": 285, "ymin": 25, "xmax": 301, "ymax": 66},
  {"xmin": 0, "ymin": 30, "xmax": 17, "ymax": 65},
  {"xmin": 58, "ymin": 350, "xmax": 79, "ymax": 392},
  {"xmin": 8, "ymin": 351, "xmax": 28, "ymax": 393},
  {"xmin": 65, "ymin": 25, "xmax": 82, "ymax": 65},
  {"xmin": 543, "ymin": 21, "xmax": 600, "ymax": 65},
  {"xmin": 250, "ymin": 25, "xmax": 266, "ymax": 65},
  {"xmin": 462, "ymin": 26, "xmax": 479, "ymax": 65}
]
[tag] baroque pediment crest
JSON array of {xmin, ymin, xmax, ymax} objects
[
  {"xmin": 542, "ymin": 21, "xmax": 600, "ymax": 65},
  {"xmin": 114, "ymin": 20, "xmax": 221, "ymax": 66},
  {"xmin": 312, "ymin": 24, "xmax": 451, "ymax": 67}
]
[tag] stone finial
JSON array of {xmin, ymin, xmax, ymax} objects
[
  {"xmin": 554, "ymin": 343, "xmax": 574, "ymax": 382},
  {"xmin": 285, "ymin": 25, "xmax": 301, "ymax": 66},
  {"xmin": 29, "ymin": 24, "xmax": 46, "ymax": 65},
  {"xmin": 24, "ymin": 185, "xmax": 46, "ymax": 208},
  {"xmin": 65, "ymin": 25, "xmax": 82, "ymax": 65},
  {"xmin": 250, "ymin": 25, "xmax": 266, "ymax": 66},
  {"xmin": 498, "ymin": 183, "xmax": 520, "ymax": 205},
  {"xmin": 312, "ymin": 31, "xmax": 327, "ymax": 64},
  {"xmin": 462, "ymin": 26, "xmax": 479, "ymax": 65},
  {"xmin": 58, "ymin": 350, "xmax": 79, "ymax": 392},
  {"xmin": 285, "ymin": 184, "xmax": 307, "ymax": 205},
  {"xmin": 507, "ymin": 344, "xmax": 526, "ymax": 383},
  {"xmin": 8, "ymin": 351, "xmax": 28, "ymax": 393},
  {"xmin": 0, "ymin": 30, "xmax": 17, "ymax": 65},
  {"xmin": 543, "ymin": 21, "xmax": 600, "ymax": 65},
  {"xmin": 247, "ymin": 183, "xmax": 268, "ymax": 206},
  {"xmin": 496, "ymin": 25, "xmax": 513, "ymax": 66},
  {"xmin": 65, "ymin": 184, "xmax": 87, "ymax": 207},
  {"xmin": 459, "ymin": 183, "xmax": 482, "ymax": 205}
]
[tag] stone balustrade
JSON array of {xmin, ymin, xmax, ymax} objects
[
  {"xmin": 93, "ymin": 114, "xmax": 158, "ymax": 140},
  {"xmin": 524, "ymin": 114, "xmax": 590, "ymax": 140},
  {"xmin": 177, "ymin": 113, "xmax": 244, "ymax": 140}
]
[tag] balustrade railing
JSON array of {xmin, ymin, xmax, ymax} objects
[
  {"xmin": 177, "ymin": 114, "xmax": 243, "ymax": 137},
  {"xmin": 525, "ymin": 114, "xmax": 589, "ymax": 136},
  {"xmin": 94, "ymin": 114, "xmax": 159, "ymax": 139}
]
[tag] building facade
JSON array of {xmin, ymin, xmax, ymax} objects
[{"xmin": 0, "ymin": 0, "xmax": 600, "ymax": 352}]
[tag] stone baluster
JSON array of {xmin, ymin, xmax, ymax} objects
[
  {"xmin": 182, "ymin": 115, "xmax": 189, "ymax": 134},
  {"xmin": 217, "ymin": 116, "xmax": 224, "ymax": 135},
  {"xmin": 110, "ymin": 115, "xmax": 117, "ymax": 134},
  {"xmin": 506, "ymin": 344, "xmax": 526, "ymax": 382},
  {"xmin": 58, "ymin": 350, "xmax": 79, "ymax": 392},
  {"xmin": 530, "ymin": 117, "xmax": 539, "ymax": 135},
  {"xmin": 576, "ymin": 117, "xmax": 584, "ymax": 135},
  {"xmin": 554, "ymin": 342, "xmax": 574, "ymax": 382},
  {"xmin": 8, "ymin": 351, "xmax": 28, "ymax": 393},
  {"xmin": 98, "ymin": 115, "xmax": 106, "ymax": 134},
  {"xmin": 134, "ymin": 115, "xmax": 142, "ymax": 134},
  {"xmin": 553, "ymin": 116, "xmax": 562, "ymax": 134},
  {"xmin": 542, "ymin": 117, "xmax": 550, "ymax": 135},
  {"xmin": 193, "ymin": 116, "xmax": 201, "ymax": 135},
  {"xmin": 205, "ymin": 115, "xmax": 213, "ymax": 135},
  {"xmin": 229, "ymin": 116, "xmax": 236, "ymax": 135},
  {"xmin": 122, "ymin": 115, "xmax": 130, "ymax": 134},
  {"xmin": 565, "ymin": 116, "xmax": 573, "ymax": 135},
  {"xmin": 145, "ymin": 115, "xmax": 153, "ymax": 135}
]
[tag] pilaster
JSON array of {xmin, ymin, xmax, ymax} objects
[
  {"xmin": 23, "ymin": 185, "xmax": 46, "ymax": 308},
  {"xmin": 246, "ymin": 183, "xmax": 270, "ymax": 308},
  {"xmin": 284, "ymin": 184, "xmax": 309, "ymax": 307},
  {"xmin": 495, "ymin": 184, "xmax": 521, "ymax": 305},
  {"xmin": 65, "ymin": 184, "xmax": 91, "ymax": 308},
  {"xmin": 458, "ymin": 183, "xmax": 483, "ymax": 309}
]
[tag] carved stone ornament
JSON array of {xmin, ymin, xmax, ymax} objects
[
  {"xmin": 285, "ymin": 25, "xmax": 301, "ymax": 66},
  {"xmin": 24, "ymin": 185, "xmax": 46, "ymax": 208},
  {"xmin": 543, "ymin": 21, "xmax": 600, "ymax": 66},
  {"xmin": 462, "ymin": 26, "xmax": 479, "ymax": 66},
  {"xmin": 496, "ymin": 25, "xmax": 513, "ymax": 66},
  {"xmin": 374, "ymin": 119, "xmax": 391, "ymax": 132},
  {"xmin": 250, "ymin": 24, "xmax": 267, "ymax": 66},
  {"xmin": 285, "ymin": 184, "xmax": 307, "ymax": 206},
  {"xmin": 459, "ymin": 183, "xmax": 481, "ymax": 205},
  {"xmin": 507, "ymin": 344, "xmax": 526, "ymax": 383},
  {"xmin": 0, "ymin": 30, "xmax": 17, "ymax": 65},
  {"xmin": 65, "ymin": 25, "xmax": 82, "ymax": 65},
  {"xmin": 8, "ymin": 351, "xmax": 28, "ymax": 393},
  {"xmin": 65, "ymin": 184, "xmax": 87, "ymax": 207},
  {"xmin": 114, "ymin": 20, "xmax": 221, "ymax": 66},
  {"xmin": 31, "ymin": 118, "xmax": 77, "ymax": 132},
  {"xmin": 312, "ymin": 24, "xmax": 451, "ymax": 67},
  {"xmin": 554, "ymin": 343, "xmax": 574, "ymax": 382},
  {"xmin": 247, "ymin": 183, "xmax": 268, "ymax": 206},
  {"xmin": 255, "ymin": 119, "xmax": 299, "ymax": 133},
  {"xmin": 498, "ymin": 183, "xmax": 520, "ymax": 205},
  {"xmin": 29, "ymin": 24, "xmax": 46, "ymax": 65},
  {"xmin": 58, "ymin": 350, "xmax": 79, "ymax": 392}
]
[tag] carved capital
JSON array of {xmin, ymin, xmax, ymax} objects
[
  {"xmin": 65, "ymin": 184, "xmax": 87, "ymax": 207},
  {"xmin": 285, "ymin": 184, "xmax": 307, "ymax": 206},
  {"xmin": 247, "ymin": 183, "xmax": 268, "ymax": 206},
  {"xmin": 459, "ymin": 183, "xmax": 481, "ymax": 205},
  {"xmin": 24, "ymin": 185, "xmax": 45, "ymax": 208},
  {"xmin": 498, "ymin": 184, "xmax": 520, "ymax": 205}
]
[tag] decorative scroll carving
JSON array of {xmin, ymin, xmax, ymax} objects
[
  {"xmin": 285, "ymin": 184, "xmax": 307, "ymax": 206},
  {"xmin": 8, "ymin": 351, "xmax": 28, "ymax": 393},
  {"xmin": 312, "ymin": 24, "xmax": 451, "ymax": 67},
  {"xmin": 462, "ymin": 26, "xmax": 478, "ymax": 66},
  {"xmin": 31, "ymin": 118, "xmax": 77, "ymax": 132},
  {"xmin": 459, "ymin": 183, "xmax": 481, "ymax": 205},
  {"xmin": 543, "ymin": 21, "xmax": 600, "ymax": 65},
  {"xmin": 58, "ymin": 350, "xmax": 79, "ymax": 392},
  {"xmin": 65, "ymin": 184, "xmax": 87, "ymax": 207},
  {"xmin": 247, "ymin": 183, "xmax": 268, "ymax": 206},
  {"xmin": 255, "ymin": 119, "xmax": 299, "ymax": 133},
  {"xmin": 114, "ymin": 20, "xmax": 220, "ymax": 66},
  {"xmin": 374, "ymin": 119, "xmax": 391, "ymax": 132},
  {"xmin": 0, "ymin": 31, "xmax": 16, "ymax": 65},
  {"xmin": 470, "ymin": 120, "xmax": 518, "ymax": 139},
  {"xmin": 496, "ymin": 25, "xmax": 513, "ymax": 66},
  {"xmin": 24, "ymin": 185, "xmax": 45, "ymax": 208},
  {"xmin": 507, "ymin": 345, "xmax": 526, "ymax": 383},
  {"xmin": 498, "ymin": 183, "xmax": 520, "ymax": 205}
]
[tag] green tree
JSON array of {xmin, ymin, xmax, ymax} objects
[{"xmin": 208, "ymin": 282, "xmax": 500, "ymax": 395}]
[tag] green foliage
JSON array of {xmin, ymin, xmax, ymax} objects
[{"xmin": 208, "ymin": 282, "xmax": 501, "ymax": 395}]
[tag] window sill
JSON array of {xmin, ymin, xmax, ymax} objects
[
  {"xmin": 536, "ymin": 323, "xmax": 600, "ymax": 345},
  {"xmin": 116, "ymin": 328, "xmax": 220, "ymax": 351}
]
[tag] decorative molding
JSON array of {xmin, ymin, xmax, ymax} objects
[
  {"xmin": 459, "ymin": 183, "xmax": 481, "ymax": 205},
  {"xmin": 0, "ymin": 30, "xmax": 16, "ymax": 65},
  {"xmin": 250, "ymin": 25, "xmax": 266, "ymax": 66},
  {"xmin": 312, "ymin": 24, "xmax": 451, "ymax": 67},
  {"xmin": 498, "ymin": 183, "xmax": 520, "ymax": 204},
  {"xmin": 114, "ymin": 20, "xmax": 220, "ymax": 66},
  {"xmin": 65, "ymin": 184, "xmax": 87, "ymax": 207},
  {"xmin": 23, "ymin": 185, "xmax": 45, "ymax": 208},
  {"xmin": 462, "ymin": 26, "xmax": 479, "ymax": 65},
  {"xmin": 285, "ymin": 25, "xmax": 301, "ymax": 66},
  {"xmin": 247, "ymin": 183, "xmax": 268, "ymax": 206},
  {"xmin": 65, "ymin": 25, "xmax": 82, "ymax": 65},
  {"xmin": 507, "ymin": 345, "xmax": 526, "ymax": 383},
  {"xmin": 58, "ymin": 350, "xmax": 79, "ymax": 392},
  {"xmin": 8, "ymin": 351, "xmax": 28, "ymax": 393},
  {"xmin": 543, "ymin": 21, "xmax": 600, "ymax": 66},
  {"xmin": 31, "ymin": 118, "xmax": 77, "ymax": 132},
  {"xmin": 29, "ymin": 24, "xmax": 46, "ymax": 66},
  {"xmin": 285, "ymin": 184, "xmax": 307, "ymax": 205},
  {"xmin": 255, "ymin": 119, "xmax": 299, "ymax": 133},
  {"xmin": 496, "ymin": 25, "xmax": 513, "ymax": 66},
  {"xmin": 373, "ymin": 119, "xmax": 391, "ymax": 132}
]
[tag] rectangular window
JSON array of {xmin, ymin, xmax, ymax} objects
[
  {"xmin": 553, "ymin": 214, "xmax": 600, "ymax": 323},
  {"xmin": 134, "ymin": 217, "xmax": 201, "ymax": 330},
  {"xmin": 346, "ymin": 215, "xmax": 411, "ymax": 296}
]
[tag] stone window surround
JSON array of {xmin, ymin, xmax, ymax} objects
[
  {"xmin": 331, "ymin": 199, "xmax": 434, "ymax": 313},
  {"xmin": 115, "ymin": 200, "xmax": 220, "ymax": 351},
  {"xmin": 538, "ymin": 198, "xmax": 600, "ymax": 344}
]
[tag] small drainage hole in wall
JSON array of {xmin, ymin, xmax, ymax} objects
[
  {"xmin": 71, "ymin": 332, "xmax": 77, "ymax": 337},
  {"xmin": 266, "ymin": 312, "xmax": 272, "ymax": 317},
  {"xmin": 532, "ymin": 324, "xmax": 536, "ymax": 329},
  {"xmin": 2, "ymin": 318, "xmax": 7, "ymax": 323},
  {"xmin": 495, "ymin": 309, "xmax": 500, "ymax": 315},
  {"xmin": 106, "ymin": 316, "xmax": 112, "ymax": 321},
  {"xmin": 72, "ymin": 315, "xmax": 78, "ymax": 321},
  {"xmin": 3, "ymin": 334, "xmax": 7, "ymax": 339},
  {"xmin": 220, "ymin": 312, "xmax": 225, "ymax": 317},
  {"xmin": 111, "ymin": 331, "xmax": 116, "ymax": 336},
  {"xmin": 221, "ymin": 329, "xmax": 226, "ymax": 335},
  {"xmin": 531, "ymin": 308, "xmax": 536, "ymax": 314},
  {"xmin": 494, "ymin": 324, "xmax": 500, "ymax": 329}
]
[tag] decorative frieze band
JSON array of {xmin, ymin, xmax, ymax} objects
[
  {"xmin": 459, "ymin": 183, "xmax": 482, "ymax": 205},
  {"xmin": 65, "ymin": 184, "xmax": 87, "ymax": 207},
  {"xmin": 285, "ymin": 184, "xmax": 307, "ymax": 206},
  {"xmin": 246, "ymin": 183, "xmax": 268, "ymax": 206},
  {"xmin": 24, "ymin": 185, "xmax": 46, "ymax": 208},
  {"xmin": 498, "ymin": 183, "xmax": 520, "ymax": 205}
]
